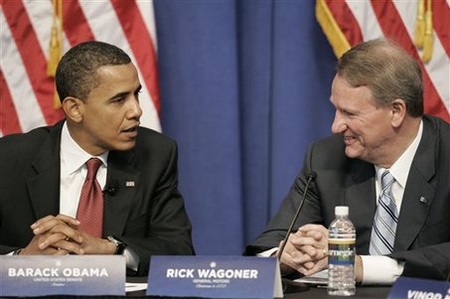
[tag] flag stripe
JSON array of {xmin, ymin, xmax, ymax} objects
[
  {"xmin": 0, "ymin": 12, "xmax": 47, "ymax": 133},
  {"xmin": 371, "ymin": 1, "xmax": 412, "ymax": 50},
  {"xmin": 370, "ymin": 1, "xmax": 449, "ymax": 120},
  {"xmin": 22, "ymin": 0, "xmax": 54, "ymax": 61},
  {"xmin": 433, "ymin": 0, "xmax": 450, "ymax": 57},
  {"xmin": 136, "ymin": 1, "xmax": 158, "ymax": 51},
  {"xmin": 63, "ymin": 0, "xmax": 95, "ymax": 45},
  {"xmin": 111, "ymin": 0, "xmax": 160, "ymax": 114},
  {"xmin": 2, "ymin": 1, "xmax": 61, "ymax": 126},
  {"xmin": 394, "ymin": 1, "xmax": 450, "ymax": 116},
  {"xmin": 326, "ymin": 0, "xmax": 363, "ymax": 47},
  {"xmin": 346, "ymin": 1, "xmax": 382, "ymax": 43},
  {"xmin": 0, "ymin": 70, "xmax": 21, "ymax": 136}
]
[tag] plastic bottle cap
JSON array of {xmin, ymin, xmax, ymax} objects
[{"xmin": 335, "ymin": 206, "xmax": 349, "ymax": 216}]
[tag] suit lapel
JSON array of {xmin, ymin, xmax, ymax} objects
[
  {"xmin": 395, "ymin": 120, "xmax": 436, "ymax": 251},
  {"xmin": 345, "ymin": 160, "xmax": 376, "ymax": 253},
  {"xmin": 27, "ymin": 122, "xmax": 63, "ymax": 219},
  {"xmin": 24, "ymin": 122, "xmax": 141, "ymax": 236},
  {"xmin": 103, "ymin": 150, "xmax": 141, "ymax": 236}
]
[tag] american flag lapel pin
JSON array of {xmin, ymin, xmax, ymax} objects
[{"xmin": 125, "ymin": 181, "xmax": 135, "ymax": 187}]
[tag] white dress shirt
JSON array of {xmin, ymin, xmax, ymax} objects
[
  {"xmin": 60, "ymin": 122, "xmax": 108, "ymax": 217},
  {"xmin": 361, "ymin": 120, "xmax": 423, "ymax": 285}
]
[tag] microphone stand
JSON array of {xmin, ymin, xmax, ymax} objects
[
  {"xmin": 277, "ymin": 172, "xmax": 316, "ymax": 259},
  {"xmin": 277, "ymin": 172, "xmax": 317, "ymax": 294}
]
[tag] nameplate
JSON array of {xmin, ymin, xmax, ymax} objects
[
  {"xmin": 388, "ymin": 276, "xmax": 450, "ymax": 299},
  {"xmin": 147, "ymin": 255, "xmax": 283, "ymax": 298},
  {"xmin": 0, "ymin": 255, "xmax": 125, "ymax": 297}
]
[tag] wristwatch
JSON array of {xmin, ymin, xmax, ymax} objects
[{"xmin": 107, "ymin": 236, "xmax": 126, "ymax": 255}]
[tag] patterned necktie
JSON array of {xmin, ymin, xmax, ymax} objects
[
  {"xmin": 369, "ymin": 170, "xmax": 398, "ymax": 255},
  {"xmin": 76, "ymin": 158, "xmax": 103, "ymax": 238}
]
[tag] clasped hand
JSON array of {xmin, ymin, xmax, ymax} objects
[
  {"xmin": 18, "ymin": 214, "xmax": 114, "ymax": 255},
  {"xmin": 278, "ymin": 224, "xmax": 329, "ymax": 276}
]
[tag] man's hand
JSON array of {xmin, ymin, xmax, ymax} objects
[
  {"xmin": 278, "ymin": 224, "xmax": 329, "ymax": 276},
  {"xmin": 74, "ymin": 231, "xmax": 116, "ymax": 255},
  {"xmin": 355, "ymin": 254, "xmax": 363, "ymax": 283},
  {"xmin": 19, "ymin": 214, "xmax": 117, "ymax": 255},
  {"xmin": 19, "ymin": 214, "xmax": 83, "ymax": 255}
]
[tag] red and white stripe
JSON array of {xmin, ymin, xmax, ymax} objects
[
  {"xmin": 317, "ymin": 0, "xmax": 449, "ymax": 122},
  {"xmin": 0, "ymin": 0, "xmax": 161, "ymax": 137}
]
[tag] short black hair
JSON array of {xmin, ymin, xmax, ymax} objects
[{"xmin": 55, "ymin": 41, "xmax": 131, "ymax": 101}]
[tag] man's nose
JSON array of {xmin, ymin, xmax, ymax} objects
[
  {"xmin": 128, "ymin": 98, "xmax": 143, "ymax": 119},
  {"xmin": 331, "ymin": 111, "xmax": 346, "ymax": 134}
]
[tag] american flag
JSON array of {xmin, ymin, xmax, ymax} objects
[
  {"xmin": 0, "ymin": 0, "xmax": 160, "ymax": 137},
  {"xmin": 316, "ymin": 0, "xmax": 450, "ymax": 122}
]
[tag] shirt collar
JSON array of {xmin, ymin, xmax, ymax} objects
[
  {"xmin": 375, "ymin": 120, "xmax": 423, "ymax": 187},
  {"xmin": 60, "ymin": 122, "xmax": 109, "ymax": 175}
]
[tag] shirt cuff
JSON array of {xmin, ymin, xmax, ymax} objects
[
  {"xmin": 360, "ymin": 255, "xmax": 404, "ymax": 285},
  {"xmin": 124, "ymin": 247, "xmax": 139, "ymax": 272},
  {"xmin": 256, "ymin": 247, "xmax": 278, "ymax": 257}
]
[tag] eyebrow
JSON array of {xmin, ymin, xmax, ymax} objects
[{"xmin": 110, "ymin": 84, "xmax": 142, "ymax": 100}]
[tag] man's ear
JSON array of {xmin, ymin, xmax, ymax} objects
[
  {"xmin": 391, "ymin": 99, "xmax": 407, "ymax": 128},
  {"xmin": 61, "ymin": 97, "xmax": 84, "ymax": 123}
]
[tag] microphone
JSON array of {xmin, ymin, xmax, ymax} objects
[
  {"xmin": 103, "ymin": 183, "xmax": 118, "ymax": 196},
  {"xmin": 277, "ymin": 171, "xmax": 317, "ymax": 259}
]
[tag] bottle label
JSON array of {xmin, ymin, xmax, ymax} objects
[{"xmin": 328, "ymin": 239, "xmax": 355, "ymax": 266}]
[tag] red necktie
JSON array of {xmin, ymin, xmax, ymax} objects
[{"xmin": 77, "ymin": 158, "xmax": 103, "ymax": 237}]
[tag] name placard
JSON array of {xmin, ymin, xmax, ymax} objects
[
  {"xmin": 0, "ymin": 255, "xmax": 125, "ymax": 297},
  {"xmin": 147, "ymin": 255, "xmax": 282, "ymax": 298},
  {"xmin": 388, "ymin": 276, "xmax": 450, "ymax": 299}
]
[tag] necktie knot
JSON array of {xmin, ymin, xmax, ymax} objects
[
  {"xmin": 86, "ymin": 158, "xmax": 102, "ymax": 179},
  {"xmin": 381, "ymin": 170, "xmax": 394, "ymax": 195}
]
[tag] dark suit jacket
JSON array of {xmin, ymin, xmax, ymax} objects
[
  {"xmin": 0, "ymin": 121, "xmax": 195, "ymax": 276},
  {"xmin": 245, "ymin": 115, "xmax": 450, "ymax": 280}
]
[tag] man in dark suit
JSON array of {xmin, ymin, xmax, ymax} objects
[
  {"xmin": 245, "ymin": 38, "xmax": 450, "ymax": 283},
  {"xmin": 0, "ymin": 41, "xmax": 195, "ymax": 276}
]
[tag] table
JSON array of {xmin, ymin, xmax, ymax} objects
[
  {"xmin": 282, "ymin": 280, "xmax": 391, "ymax": 299},
  {"xmin": 3, "ymin": 277, "xmax": 391, "ymax": 298},
  {"xmin": 83, "ymin": 278, "xmax": 392, "ymax": 298},
  {"xmin": 127, "ymin": 277, "xmax": 392, "ymax": 298}
]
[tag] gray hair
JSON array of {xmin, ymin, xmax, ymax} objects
[{"xmin": 336, "ymin": 38, "xmax": 423, "ymax": 117}]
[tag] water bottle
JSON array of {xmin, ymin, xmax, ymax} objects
[{"xmin": 327, "ymin": 206, "xmax": 356, "ymax": 296}]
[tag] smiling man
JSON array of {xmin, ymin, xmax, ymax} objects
[
  {"xmin": 0, "ymin": 41, "xmax": 195, "ymax": 276},
  {"xmin": 245, "ymin": 38, "xmax": 450, "ymax": 284}
]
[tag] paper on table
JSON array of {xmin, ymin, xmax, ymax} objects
[
  {"xmin": 125, "ymin": 282, "xmax": 148, "ymax": 292},
  {"xmin": 293, "ymin": 269, "xmax": 328, "ymax": 285}
]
